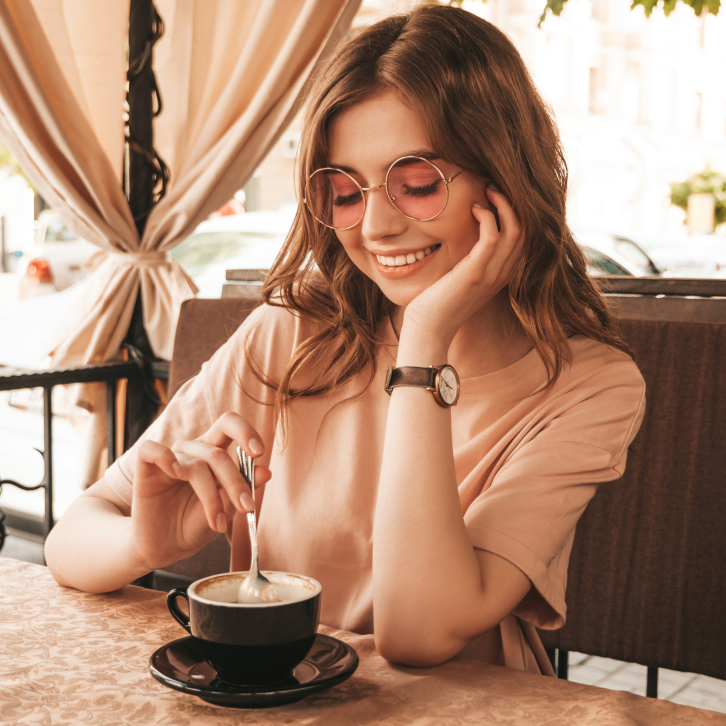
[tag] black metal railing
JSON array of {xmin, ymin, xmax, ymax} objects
[{"xmin": 0, "ymin": 358, "xmax": 168, "ymax": 551}]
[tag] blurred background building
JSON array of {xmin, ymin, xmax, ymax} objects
[
  {"xmin": 241, "ymin": 0, "xmax": 726, "ymax": 245},
  {"xmin": 482, "ymin": 0, "xmax": 726, "ymax": 242},
  {"xmin": 2, "ymin": 0, "xmax": 726, "ymax": 254}
]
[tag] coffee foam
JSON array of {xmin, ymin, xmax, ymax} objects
[{"xmin": 194, "ymin": 571, "xmax": 319, "ymax": 606}]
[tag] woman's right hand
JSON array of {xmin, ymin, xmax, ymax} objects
[{"xmin": 129, "ymin": 412, "xmax": 271, "ymax": 571}]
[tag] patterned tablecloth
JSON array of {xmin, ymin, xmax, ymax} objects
[{"xmin": 1, "ymin": 557, "xmax": 725, "ymax": 726}]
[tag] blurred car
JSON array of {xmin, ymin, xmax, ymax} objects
[
  {"xmin": 0, "ymin": 276, "xmax": 90, "ymax": 371},
  {"xmin": 580, "ymin": 246, "xmax": 633, "ymax": 277},
  {"xmin": 639, "ymin": 234, "xmax": 726, "ymax": 279},
  {"xmin": 3, "ymin": 209, "xmax": 654, "ymax": 375},
  {"xmin": 172, "ymin": 213, "xmax": 650, "ymax": 293},
  {"xmin": 0, "ymin": 211, "xmax": 295, "ymax": 370},
  {"xmin": 573, "ymin": 228, "xmax": 661, "ymax": 277},
  {"xmin": 15, "ymin": 214, "xmax": 97, "ymax": 299},
  {"xmin": 171, "ymin": 210, "xmax": 296, "ymax": 298}
]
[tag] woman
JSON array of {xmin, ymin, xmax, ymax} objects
[{"xmin": 45, "ymin": 4, "xmax": 645, "ymax": 675}]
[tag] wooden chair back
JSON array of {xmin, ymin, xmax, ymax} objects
[
  {"xmin": 159, "ymin": 296, "xmax": 261, "ymax": 585},
  {"xmin": 160, "ymin": 280, "xmax": 726, "ymax": 683},
  {"xmin": 539, "ymin": 291, "xmax": 726, "ymax": 686}
]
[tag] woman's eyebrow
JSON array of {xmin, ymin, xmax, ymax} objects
[
  {"xmin": 406, "ymin": 149, "xmax": 438, "ymax": 161},
  {"xmin": 328, "ymin": 149, "xmax": 440, "ymax": 174},
  {"xmin": 329, "ymin": 163, "xmax": 357, "ymax": 174}
]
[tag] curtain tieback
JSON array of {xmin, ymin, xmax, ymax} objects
[{"xmin": 108, "ymin": 251, "xmax": 172, "ymax": 267}]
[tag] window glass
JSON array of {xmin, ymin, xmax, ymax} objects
[
  {"xmin": 583, "ymin": 246, "xmax": 632, "ymax": 276},
  {"xmin": 44, "ymin": 222, "xmax": 80, "ymax": 243},
  {"xmin": 171, "ymin": 232, "xmax": 282, "ymax": 276},
  {"xmin": 613, "ymin": 237, "xmax": 652, "ymax": 268}
]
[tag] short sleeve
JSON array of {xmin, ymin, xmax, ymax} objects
[
  {"xmin": 104, "ymin": 304, "xmax": 294, "ymax": 506},
  {"xmin": 464, "ymin": 359, "xmax": 646, "ymax": 629}
]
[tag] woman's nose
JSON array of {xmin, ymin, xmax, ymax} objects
[{"xmin": 360, "ymin": 187, "xmax": 407, "ymax": 241}]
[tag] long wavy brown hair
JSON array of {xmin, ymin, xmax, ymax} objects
[{"xmin": 246, "ymin": 3, "xmax": 632, "ymax": 432}]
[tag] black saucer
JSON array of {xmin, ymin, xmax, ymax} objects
[{"xmin": 149, "ymin": 633, "xmax": 359, "ymax": 708}]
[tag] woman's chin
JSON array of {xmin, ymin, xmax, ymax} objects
[
  {"xmin": 365, "ymin": 266, "xmax": 437, "ymax": 309},
  {"xmin": 379, "ymin": 287, "xmax": 422, "ymax": 309}
]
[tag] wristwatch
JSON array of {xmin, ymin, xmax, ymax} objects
[{"xmin": 384, "ymin": 365, "xmax": 460, "ymax": 407}]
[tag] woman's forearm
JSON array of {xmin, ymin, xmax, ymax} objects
[
  {"xmin": 44, "ymin": 486, "xmax": 150, "ymax": 593},
  {"xmin": 373, "ymin": 323, "xmax": 489, "ymax": 664}
]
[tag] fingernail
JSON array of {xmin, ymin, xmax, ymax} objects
[
  {"xmin": 472, "ymin": 202, "xmax": 483, "ymax": 209},
  {"xmin": 240, "ymin": 492, "xmax": 255, "ymax": 512},
  {"xmin": 172, "ymin": 462, "xmax": 183, "ymax": 479},
  {"xmin": 249, "ymin": 439, "xmax": 263, "ymax": 456},
  {"xmin": 216, "ymin": 513, "xmax": 227, "ymax": 533},
  {"xmin": 488, "ymin": 183, "xmax": 501, "ymax": 193}
]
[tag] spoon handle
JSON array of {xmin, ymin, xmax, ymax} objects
[
  {"xmin": 247, "ymin": 455, "xmax": 260, "ymax": 577},
  {"xmin": 237, "ymin": 447, "xmax": 260, "ymax": 578},
  {"xmin": 246, "ymin": 511, "xmax": 260, "ymax": 578},
  {"xmin": 250, "ymin": 456, "xmax": 256, "ymax": 503}
]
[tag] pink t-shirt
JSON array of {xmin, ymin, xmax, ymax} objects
[{"xmin": 106, "ymin": 303, "xmax": 645, "ymax": 675}]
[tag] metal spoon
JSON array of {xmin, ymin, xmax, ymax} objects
[{"xmin": 236, "ymin": 446, "xmax": 280, "ymax": 604}]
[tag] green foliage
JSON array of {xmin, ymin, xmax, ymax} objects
[
  {"xmin": 670, "ymin": 167, "xmax": 726, "ymax": 228},
  {"xmin": 538, "ymin": 0, "xmax": 569, "ymax": 25},
  {"xmin": 446, "ymin": 0, "xmax": 721, "ymax": 23},
  {"xmin": 0, "ymin": 143, "xmax": 34, "ymax": 190},
  {"xmin": 537, "ymin": 0, "xmax": 720, "ymax": 26},
  {"xmin": 449, "ymin": 0, "xmax": 720, "ymax": 24},
  {"xmin": 0, "ymin": 143, "xmax": 18, "ymax": 172},
  {"xmin": 630, "ymin": 0, "xmax": 720, "ymax": 17}
]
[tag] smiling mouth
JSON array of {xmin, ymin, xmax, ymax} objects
[{"xmin": 375, "ymin": 244, "xmax": 441, "ymax": 268}]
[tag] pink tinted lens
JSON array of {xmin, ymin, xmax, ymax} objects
[
  {"xmin": 308, "ymin": 170, "xmax": 364, "ymax": 229},
  {"xmin": 387, "ymin": 158, "xmax": 447, "ymax": 220}
]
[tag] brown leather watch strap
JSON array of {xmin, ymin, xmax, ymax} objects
[{"xmin": 384, "ymin": 366, "xmax": 437, "ymax": 393}]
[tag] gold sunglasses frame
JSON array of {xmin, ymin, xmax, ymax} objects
[{"xmin": 304, "ymin": 155, "xmax": 464, "ymax": 231}]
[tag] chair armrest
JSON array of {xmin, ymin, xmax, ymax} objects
[{"xmin": 595, "ymin": 276, "xmax": 726, "ymax": 297}]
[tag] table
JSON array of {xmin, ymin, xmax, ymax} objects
[{"xmin": 1, "ymin": 558, "xmax": 724, "ymax": 726}]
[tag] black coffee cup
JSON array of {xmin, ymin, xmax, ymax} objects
[{"xmin": 167, "ymin": 571, "xmax": 321, "ymax": 685}]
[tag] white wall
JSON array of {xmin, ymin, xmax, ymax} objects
[{"xmin": 0, "ymin": 171, "xmax": 35, "ymax": 259}]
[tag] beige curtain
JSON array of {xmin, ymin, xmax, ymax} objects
[
  {"xmin": 0, "ymin": 0, "xmax": 361, "ymax": 482},
  {"xmin": 0, "ymin": 0, "xmax": 135, "ymax": 271},
  {"xmin": 0, "ymin": 0, "xmax": 360, "ymax": 367}
]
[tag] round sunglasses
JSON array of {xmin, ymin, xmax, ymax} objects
[{"xmin": 304, "ymin": 155, "xmax": 463, "ymax": 230}]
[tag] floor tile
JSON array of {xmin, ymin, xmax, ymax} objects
[
  {"xmin": 0, "ymin": 533, "xmax": 44, "ymax": 565},
  {"xmin": 669, "ymin": 689, "xmax": 726, "ymax": 713},
  {"xmin": 566, "ymin": 651, "xmax": 726, "ymax": 714}
]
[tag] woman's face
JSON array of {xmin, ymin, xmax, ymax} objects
[{"xmin": 325, "ymin": 91, "xmax": 492, "ymax": 308}]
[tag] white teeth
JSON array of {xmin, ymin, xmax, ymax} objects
[{"xmin": 376, "ymin": 245, "xmax": 438, "ymax": 268}]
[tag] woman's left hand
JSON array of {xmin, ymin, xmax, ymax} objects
[{"xmin": 403, "ymin": 185, "xmax": 525, "ymax": 346}]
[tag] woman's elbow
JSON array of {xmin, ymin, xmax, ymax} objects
[{"xmin": 374, "ymin": 629, "xmax": 464, "ymax": 668}]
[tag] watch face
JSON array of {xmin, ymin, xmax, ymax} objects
[{"xmin": 437, "ymin": 366, "xmax": 459, "ymax": 405}]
